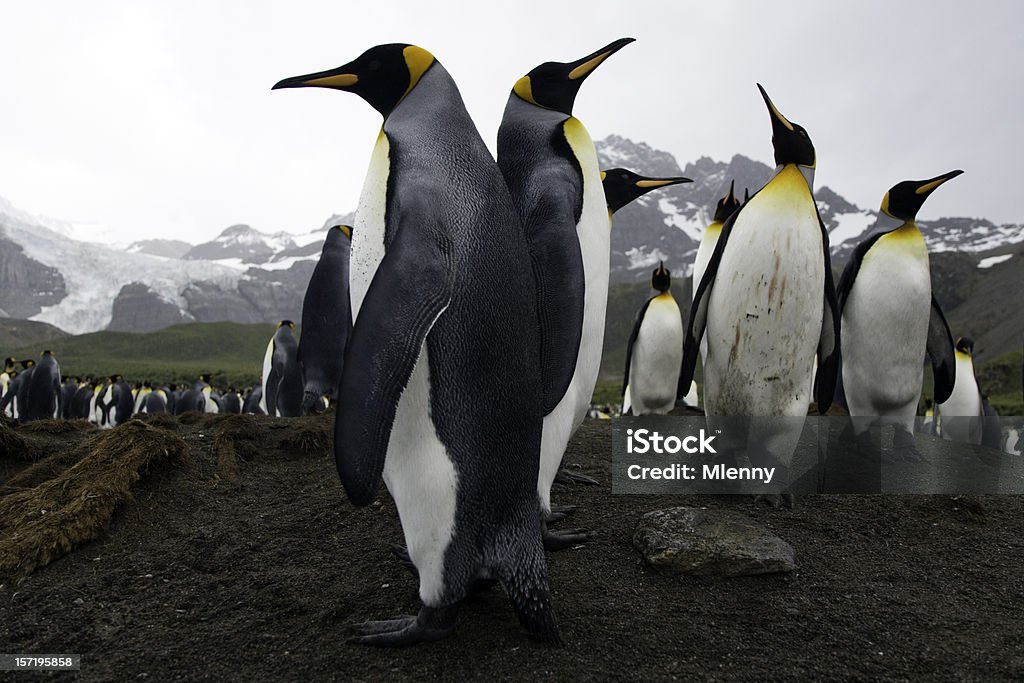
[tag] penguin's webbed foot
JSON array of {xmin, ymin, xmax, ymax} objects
[
  {"xmin": 542, "ymin": 525, "xmax": 591, "ymax": 551},
  {"xmin": 554, "ymin": 468, "xmax": 599, "ymax": 486},
  {"xmin": 349, "ymin": 605, "xmax": 458, "ymax": 647},
  {"xmin": 753, "ymin": 493, "xmax": 796, "ymax": 509},
  {"xmin": 544, "ymin": 505, "xmax": 577, "ymax": 524},
  {"xmin": 888, "ymin": 431, "xmax": 929, "ymax": 463}
]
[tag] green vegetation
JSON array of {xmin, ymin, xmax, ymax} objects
[
  {"xmin": 5, "ymin": 322, "xmax": 284, "ymax": 389},
  {"xmin": 0, "ymin": 319, "xmax": 68, "ymax": 351}
]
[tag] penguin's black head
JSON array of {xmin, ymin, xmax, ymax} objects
[
  {"xmin": 331, "ymin": 225, "xmax": 353, "ymax": 239},
  {"xmin": 713, "ymin": 180, "xmax": 742, "ymax": 222},
  {"xmin": 600, "ymin": 168, "xmax": 692, "ymax": 214},
  {"xmin": 955, "ymin": 337, "xmax": 975, "ymax": 355},
  {"xmin": 273, "ymin": 44, "xmax": 436, "ymax": 118},
  {"xmin": 757, "ymin": 84, "xmax": 815, "ymax": 169},
  {"xmin": 651, "ymin": 262, "xmax": 671, "ymax": 293},
  {"xmin": 279, "ymin": 320, "xmax": 295, "ymax": 330},
  {"xmin": 513, "ymin": 38, "xmax": 634, "ymax": 115},
  {"xmin": 5, "ymin": 357, "xmax": 16, "ymax": 369},
  {"xmin": 880, "ymin": 170, "xmax": 964, "ymax": 221},
  {"xmin": 21, "ymin": 359, "xmax": 35, "ymax": 369}
]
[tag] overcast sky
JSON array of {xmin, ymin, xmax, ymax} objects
[{"xmin": 1, "ymin": 1, "xmax": 1021, "ymax": 244}]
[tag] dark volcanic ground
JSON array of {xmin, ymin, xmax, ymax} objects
[{"xmin": 1, "ymin": 415, "xmax": 1022, "ymax": 681}]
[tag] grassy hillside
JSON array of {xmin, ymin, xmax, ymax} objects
[
  {"xmin": 0, "ymin": 318, "xmax": 69, "ymax": 352},
  {"xmin": 6, "ymin": 322, "xmax": 282, "ymax": 388}
]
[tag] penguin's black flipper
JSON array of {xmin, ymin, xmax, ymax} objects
[
  {"xmin": 529, "ymin": 192, "xmax": 586, "ymax": 416},
  {"xmin": 264, "ymin": 367, "xmax": 280, "ymax": 418},
  {"xmin": 813, "ymin": 207, "xmax": 841, "ymax": 414},
  {"xmin": 927, "ymin": 294, "xmax": 956, "ymax": 404},
  {"xmin": 333, "ymin": 218, "xmax": 453, "ymax": 507},
  {"xmin": 622, "ymin": 297, "xmax": 653, "ymax": 398}
]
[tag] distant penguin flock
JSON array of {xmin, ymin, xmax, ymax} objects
[{"xmin": 2, "ymin": 35, "xmax": 1019, "ymax": 649}]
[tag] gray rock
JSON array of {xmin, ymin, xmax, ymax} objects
[
  {"xmin": 633, "ymin": 507, "xmax": 795, "ymax": 576},
  {"xmin": 0, "ymin": 237, "xmax": 67, "ymax": 318},
  {"xmin": 107, "ymin": 283, "xmax": 190, "ymax": 332}
]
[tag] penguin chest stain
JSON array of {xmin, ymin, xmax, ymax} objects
[
  {"xmin": 705, "ymin": 165, "xmax": 823, "ymax": 415},
  {"xmin": 350, "ymin": 129, "xmax": 390, "ymax": 319}
]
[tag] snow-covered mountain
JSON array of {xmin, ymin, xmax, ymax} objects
[
  {"xmin": 0, "ymin": 197, "xmax": 352, "ymax": 334},
  {"xmin": 1, "ymin": 135, "xmax": 1020, "ymax": 336}
]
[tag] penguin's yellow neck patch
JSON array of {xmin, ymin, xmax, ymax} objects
[
  {"xmin": 402, "ymin": 46, "xmax": 434, "ymax": 99},
  {"xmin": 878, "ymin": 221, "xmax": 926, "ymax": 256},
  {"xmin": 513, "ymin": 76, "xmax": 537, "ymax": 105},
  {"xmin": 705, "ymin": 221, "xmax": 723, "ymax": 238},
  {"xmin": 654, "ymin": 291, "xmax": 675, "ymax": 302},
  {"xmin": 763, "ymin": 163, "xmax": 812, "ymax": 199}
]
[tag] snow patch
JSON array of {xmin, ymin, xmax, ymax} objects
[
  {"xmin": 658, "ymin": 198, "xmax": 704, "ymax": 241},
  {"xmin": 977, "ymin": 254, "xmax": 1013, "ymax": 269}
]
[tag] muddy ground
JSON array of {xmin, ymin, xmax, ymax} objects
[{"xmin": 1, "ymin": 414, "xmax": 1022, "ymax": 681}]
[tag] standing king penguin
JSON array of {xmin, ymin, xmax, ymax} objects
[
  {"xmin": 836, "ymin": 172, "xmax": 961, "ymax": 456},
  {"xmin": 623, "ymin": 263, "xmax": 685, "ymax": 415},
  {"xmin": 23, "ymin": 350, "xmax": 61, "ymax": 421},
  {"xmin": 260, "ymin": 321, "xmax": 303, "ymax": 417},
  {"xmin": 692, "ymin": 181, "xmax": 741, "ymax": 304},
  {"xmin": 599, "ymin": 168, "xmax": 693, "ymax": 415},
  {"xmin": 938, "ymin": 337, "xmax": 984, "ymax": 445},
  {"xmin": 298, "ymin": 224, "xmax": 353, "ymax": 414},
  {"xmin": 497, "ymin": 37, "xmax": 633, "ymax": 549},
  {"xmin": 275, "ymin": 43, "xmax": 557, "ymax": 646},
  {"xmin": 680, "ymin": 85, "xmax": 841, "ymax": 500},
  {"xmin": 692, "ymin": 181, "xmax": 742, "ymax": 366}
]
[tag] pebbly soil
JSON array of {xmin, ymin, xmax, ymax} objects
[{"xmin": 1, "ymin": 414, "xmax": 1022, "ymax": 681}]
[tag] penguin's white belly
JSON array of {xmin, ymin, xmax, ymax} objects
[
  {"xmin": 630, "ymin": 295, "xmax": 683, "ymax": 415},
  {"xmin": 537, "ymin": 119, "xmax": 609, "ymax": 510},
  {"xmin": 842, "ymin": 247, "xmax": 930, "ymax": 415},
  {"xmin": 381, "ymin": 343, "xmax": 458, "ymax": 606},
  {"xmin": 704, "ymin": 168, "xmax": 822, "ymax": 417},
  {"xmin": 692, "ymin": 226, "xmax": 720, "ymax": 302}
]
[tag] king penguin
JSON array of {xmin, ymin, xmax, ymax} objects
[
  {"xmin": 836, "ymin": 171, "xmax": 961, "ymax": 457},
  {"xmin": 23, "ymin": 351, "xmax": 62, "ymax": 421},
  {"xmin": 938, "ymin": 337, "xmax": 984, "ymax": 445},
  {"xmin": 679, "ymin": 85, "xmax": 841, "ymax": 503},
  {"xmin": 274, "ymin": 43, "xmax": 557, "ymax": 645},
  {"xmin": 298, "ymin": 224, "xmax": 353, "ymax": 414},
  {"xmin": 496, "ymin": 37, "xmax": 633, "ymax": 550},
  {"xmin": 622, "ymin": 263, "xmax": 685, "ymax": 415},
  {"xmin": 260, "ymin": 321, "xmax": 303, "ymax": 417},
  {"xmin": 692, "ymin": 181, "xmax": 741, "ymax": 304}
]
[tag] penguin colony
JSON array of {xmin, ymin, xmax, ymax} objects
[{"xmin": 1, "ymin": 37, "xmax": 1015, "ymax": 648}]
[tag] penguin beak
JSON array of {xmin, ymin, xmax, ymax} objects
[
  {"xmin": 566, "ymin": 37, "xmax": 635, "ymax": 81},
  {"xmin": 635, "ymin": 176, "xmax": 692, "ymax": 190},
  {"xmin": 913, "ymin": 169, "xmax": 964, "ymax": 196},
  {"xmin": 273, "ymin": 66, "xmax": 359, "ymax": 91},
  {"xmin": 757, "ymin": 83, "xmax": 793, "ymax": 132}
]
